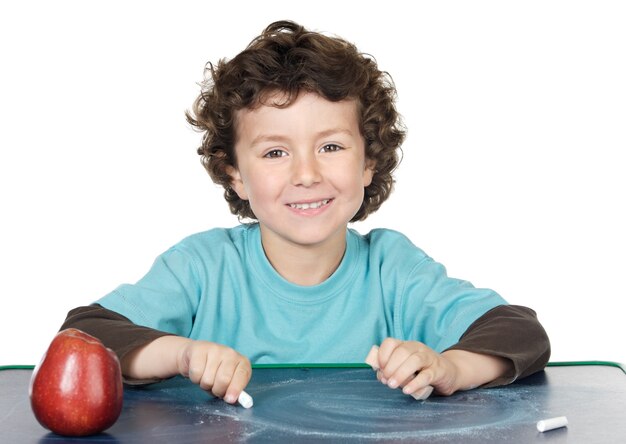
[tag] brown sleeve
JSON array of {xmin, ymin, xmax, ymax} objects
[
  {"xmin": 60, "ymin": 304, "xmax": 173, "ymax": 364},
  {"xmin": 445, "ymin": 304, "xmax": 551, "ymax": 387}
]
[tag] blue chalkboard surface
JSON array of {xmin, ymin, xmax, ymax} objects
[{"xmin": 1, "ymin": 364, "xmax": 625, "ymax": 442}]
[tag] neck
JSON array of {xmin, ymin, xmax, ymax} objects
[{"xmin": 260, "ymin": 226, "xmax": 347, "ymax": 286}]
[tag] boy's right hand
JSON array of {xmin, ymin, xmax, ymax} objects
[{"xmin": 176, "ymin": 340, "xmax": 252, "ymax": 404}]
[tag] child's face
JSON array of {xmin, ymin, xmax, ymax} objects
[{"xmin": 229, "ymin": 91, "xmax": 375, "ymax": 250}]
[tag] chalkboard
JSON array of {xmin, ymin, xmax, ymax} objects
[{"xmin": 1, "ymin": 364, "xmax": 625, "ymax": 442}]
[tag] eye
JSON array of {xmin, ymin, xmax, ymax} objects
[
  {"xmin": 320, "ymin": 144, "xmax": 343, "ymax": 153},
  {"xmin": 264, "ymin": 149, "xmax": 287, "ymax": 158}
]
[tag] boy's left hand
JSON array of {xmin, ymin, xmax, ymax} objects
[{"xmin": 376, "ymin": 338, "xmax": 459, "ymax": 397}]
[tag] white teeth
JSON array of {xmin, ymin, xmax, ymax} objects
[{"xmin": 289, "ymin": 199, "xmax": 330, "ymax": 210}]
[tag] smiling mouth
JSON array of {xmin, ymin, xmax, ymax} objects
[{"xmin": 287, "ymin": 199, "xmax": 331, "ymax": 210}]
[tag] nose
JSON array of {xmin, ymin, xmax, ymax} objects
[{"xmin": 291, "ymin": 153, "xmax": 321, "ymax": 187}]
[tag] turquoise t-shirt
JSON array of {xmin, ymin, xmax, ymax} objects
[{"xmin": 97, "ymin": 224, "xmax": 506, "ymax": 364}]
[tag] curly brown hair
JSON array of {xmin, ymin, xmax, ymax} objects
[{"xmin": 186, "ymin": 20, "xmax": 405, "ymax": 221}]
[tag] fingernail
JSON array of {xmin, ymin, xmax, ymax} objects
[
  {"xmin": 380, "ymin": 376, "xmax": 388, "ymax": 384},
  {"xmin": 224, "ymin": 394, "xmax": 236, "ymax": 403},
  {"xmin": 388, "ymin": 378, "xmax": 398, "ymax": 389}
]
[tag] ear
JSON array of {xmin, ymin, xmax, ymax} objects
[
  {"xmin": 226, "ymin": 165, "xmax": 249, "ymax": 200},
  {"xmin": 363, "ymin": 158, "xmax": 376, "ymax": 187}
]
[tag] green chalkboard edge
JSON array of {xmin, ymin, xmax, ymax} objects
[
  {"xmin": 546, "ymin": 360, "xmax": 625, "ymax": 373},
  {"xmin": 0, "ymin": 365, "xmax": 35, "ymax": 371},
  {"xmin": 252, "ymin": 361, "xmax": 626, "ymax": 373},
  {"xmin": 252, "ymin": 363, "xmax": 371, "ymax": 369},
  {"xmin": 2, "ymin": 361, "xmax": 624, "ymax": 374}
]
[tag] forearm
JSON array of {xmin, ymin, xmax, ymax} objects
[
  {"xmin": 121, "ymin": 335, "xmax": 192, "ymax": 380},
  {"xmin": 60, "ymin": 305, "xmax": 173, "ymax": 365},
  {"xmin": 447, "ymin": 304, "xmax": 551, "ymax": 387},
  {"xmin": 441, "ymin": 349, "xmax": 513, "ymax": 393},
  {"xmin": 61, "ymin": 305, "xmax": 253, "ymax": 396}
]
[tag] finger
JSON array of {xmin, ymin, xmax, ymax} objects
[
  {"xmin": 211, "ymin": 359, "xmax": 235, "ymax": 398},
  {"xmin": 187, "ymin": 348, "xmax": 209, "ymax": 385},
  {"xmin": 401, "ymin": 368, "xmax": 435, "ymax": 396},
  {"xmin": 381, "ymin": 343, "xmax": 417, "ymax": 382},
  {"xmin": 224, "ymin": 360, "xmax": 252, "ymax": 404},
  {"xmin": 377, "ymin": 338, "xmax": 403, "ymax": 370},
  {"xmin": 387, "ymin": 353, "xmax": 425, "ymax": 389},
  {"xmin": 198, "ymin": 356, "xmax": 220, "ymax": 392},
  {"xmin": 410, "ymin": 385, "xmax": 434, "ymax": 400},
  {"xmin": 213, "ymin": 347, "xmax": 251, "ymax": 398}
]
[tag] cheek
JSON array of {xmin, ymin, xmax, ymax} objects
[
  {"xmin": 234, "ymin": 166, "xmax": 273, "ymax": 203},
  {"xmin": 243, "ymin": 173, "xmax": 279, "ymax": 206},
  {"xmin": 340, "ymin": 175, "xmax": 368, "ymax": 202}
]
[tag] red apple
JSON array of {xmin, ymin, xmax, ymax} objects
[{"xmin": 29, "ymin": 328, "xmax": 123, "ymax": 436}]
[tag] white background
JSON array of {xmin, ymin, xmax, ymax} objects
[{"xmin": 1, "ymin": 1, "xmax": 624, "ymax": 366}]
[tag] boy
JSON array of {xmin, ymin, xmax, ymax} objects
[{"xmin": 61, "ymin": 20, "xmax": 550, "ymax": 406}]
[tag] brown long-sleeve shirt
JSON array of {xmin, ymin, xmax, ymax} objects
[{"xmin": 60, "ymin": 303, "xmax": 550, "ymax": 388}]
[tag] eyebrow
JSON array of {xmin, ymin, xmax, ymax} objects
[{"xmin": 249, "ymin": 128, "xmax": 355, "ymax": 147}]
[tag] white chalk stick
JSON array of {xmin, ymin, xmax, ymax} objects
[
  {"xmin": 365, "ymin": 345, "xmax": 380, "ymax": 370},
  {"xmin": 537, "ymin": 416, "xmax": 567, "ymax": 432},
  {"xmin": 238, "ymin": 390, "xmax": 254, "ymax": 409}
]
